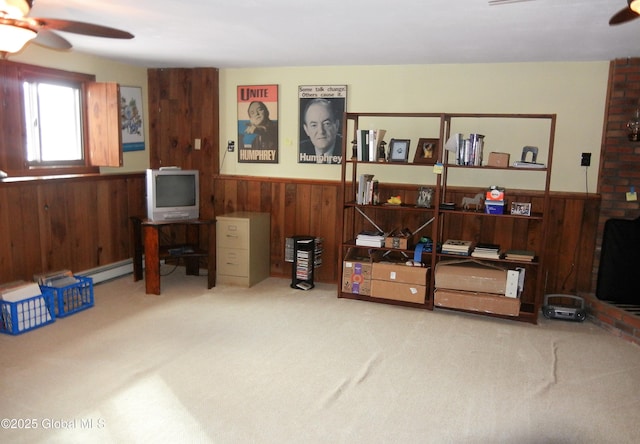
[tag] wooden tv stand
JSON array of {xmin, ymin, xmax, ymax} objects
[{"xmin": 131, "ymin": 217, "xmax": 215, "ymax": 295}]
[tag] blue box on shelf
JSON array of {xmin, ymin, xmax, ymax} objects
[
  {"xmin": 0, "ymin": 290, "xmax": 56, "ymax": 335},
  {"xmin": 485, "ymin": 202, "xmax": 505, "ymax": 215},
  {"xmin": 41, "ymin": 276, "xmax": 94, "ymax": 318}
]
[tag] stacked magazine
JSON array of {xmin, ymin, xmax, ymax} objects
[
  {"xmin": 356, "ymin": 231, "xmax": 384, "ymax": 247},
  {"xmin": 504, "ymin": 249, "xmax": 535, "ymax": 262},
  {"xmin": 441, "ymin": 239, "xmax": 473, "ymax": 256},
  {"xmin": 471, "ymin": 243, "xmax": 502, "ymax": 259}
]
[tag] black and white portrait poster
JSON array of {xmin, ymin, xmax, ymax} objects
[
  {"xmin": 298, "ymin": 85, "xmax": 347, "ymax": 164},
  {"xmin": 237, "ymin": 85, "xmax": 278, "ymax": 163}
]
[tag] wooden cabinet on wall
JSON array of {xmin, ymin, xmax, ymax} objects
[
  {"xmin": 147, "ymin": 68, "xmax": 220, "ymax": 221},
  {"xmin": 0, "ymin": 174, "xmax": 145, "ymax": 283}
]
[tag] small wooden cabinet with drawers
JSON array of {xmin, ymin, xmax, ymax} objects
[{"xmin": 216, "ymin": 212, "xmax": 270, "ymax": 287}]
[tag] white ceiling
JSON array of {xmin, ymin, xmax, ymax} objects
[{"xmin": 25, "ymin": 0, "xmax": 640, "ymax": 68}]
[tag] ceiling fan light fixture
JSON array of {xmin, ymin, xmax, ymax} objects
[
  {"xmin": 0, "ymin": 22, "xmax": 36, "ymax": 53},
  {"xmin": 630, "ymin": 0, "xmax": 640, "ymax": 14},
  {"xmin": 0, "ymin": 0, "xmax": 31, "ymax": 18}
]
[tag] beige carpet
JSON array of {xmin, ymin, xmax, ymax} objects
[{"xmin": 1, "ymin": 269, "xmax": 639, "ymax": 444}]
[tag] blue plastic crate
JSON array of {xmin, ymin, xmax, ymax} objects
[
  {"xmin": 42, "ymin": 276, "xmax": 94, "ymax": 318},
  {"xmin": 0, "ymin": 290, "xmax": 56, "ymax": 335}
]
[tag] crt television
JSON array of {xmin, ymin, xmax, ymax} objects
[{"xmin": 146, "ymin": 168, "xmax": 200, "ymax": 221}]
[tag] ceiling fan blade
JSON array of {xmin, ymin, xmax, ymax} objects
[
  {"xmin": 31, "ymin": 29, "xmax": 71, "ymax": 50},
  {"xmin": 34, "ymin": 18, "xmax": 134, "ymax": 39},
  {"xmin": 609, "ymin": 7, "xmax": 639, "ymax": 25}
]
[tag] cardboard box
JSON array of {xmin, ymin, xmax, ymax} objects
[
  {"xmin": 485, "ymin": 188, "xmax": 505, "ymax": 201},
  {"xmin": 487, "ymin": 152, "xmax": 510, "ymax": 168},
  {"xmin": 371, "ymin": 279, "xmax": 426, "ymax": 304},
  {"xmin": 485, "ymin": 202, "xmax": 505, "ymax": 215},
  {"xmin": 435, "ymin": 260, "xmax": 507, "ymax": 295},
  {"xmin": 342, "ymin": 257, "xmax": 372, "ymax": 296},
  {"xmin": 385, "ymin": 236, "xmax": 411, "ymax": 249},
  {"xmin": 372, "ymin": 261, "xmax": 428, "ymax": 286},
  {"xmin": 434, "ymin": 288, "xmax": 521, "ymax": 316}
]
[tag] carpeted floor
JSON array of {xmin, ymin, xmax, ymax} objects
[{"xmin": 1, "ymin": 269, "xmax": 639, "ymax": 443}]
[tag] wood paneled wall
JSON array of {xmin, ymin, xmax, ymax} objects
[
  {"xmin": 213, "ymin": 175, "xmax": 600, "ymax": 294},
  {"xmin": 0, "ymin": 174, "xmax": 145, "ymax": 282},
  {"xmin": 147, "ymin": 68, "xmax": 219, "ymax": 222},
  {"xmin": 213, "ymin": 175, "xmax": 342, "ymax": 283},
  {"xmin": 0, "ymin": 169, "xmax": 601, "ymax": 294}
]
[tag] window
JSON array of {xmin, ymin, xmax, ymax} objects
[
  {"xmin": 0, "ymin": 60, "xmax": 122, "ymax": 177},
  {"xmin": 23, "ymin": 80, "xmax": 84, "ymax": 165}
]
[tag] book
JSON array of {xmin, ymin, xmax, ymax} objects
[
  {"xmin": 356, "ymin": 174, "xmax": 375, "ymax": 204},
  {"xmin": 471, "ymin": 250, "xmax": 502, "ymax": 259},
  {"xmin": 355, "ymin": 238, "xmax": 384, "ymax": 247},
  {"xmin": 442, "ymin": 239, "xmax": 473, "ymax": 256},
  {"xmin": 471, "ymin": 243, "xmax": 501, "ymax": 259},
  {"xmin": 356, "ymin": 231, "xmax": 384, "ymax": 247},
  {"xmin": 504, "ymin": 249, "xmax": 535, "ymax": 261},
  {"xmin": 442, "ymin": 239, "xmax": 473, "ymax": 250},
  {"xmin": 34, "ymin": 269, "xmax": 74, "ymax": 286},
  {"xmin": 0, "ymin": 280, "xmax": 42, "ymax": 303},
  {"xmin": 357, "ymin": 128, "xmax": 387, "ymax": 161},
  {"xmin": 513, "ymin": 161, "xmax": 545, "ymax": 169}
]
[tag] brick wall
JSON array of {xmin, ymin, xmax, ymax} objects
[
  {"xmin": 583, "ymin": 293, "xmax": 640, "ymax": 347},
  {"xmin": 593, "ymin": 58, "xmax": 640, "ymax": 289}
]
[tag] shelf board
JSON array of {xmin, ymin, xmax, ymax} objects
[
  {"xmin": 437, "ymin": 253, "xmax": 538, "ymax": 265},
  {"xmin": 345, "ymin": 201, "xmax": 435, "ymax": 211},
  {"xmin": 444, "ymin": 164, "xmax": 548, "ymax": 172},
  {"xmin": 339, "ymin": 291, "xmax": 432, "ymax": 310},
  {"xmin": 159, "ymin": 244, "xmax": 207, "ymax": 260},
  {"xmin": 434, "ymin": 305, "xmax": 539, "ymax": 324},
  {"xmin": 438, "ymin": 209, "xmax": 544, "ymax": 220}
]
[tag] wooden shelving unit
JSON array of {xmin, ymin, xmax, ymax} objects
[{"xmin": 337, "ymin": 112, "xmax": 556, "ymax": 324}]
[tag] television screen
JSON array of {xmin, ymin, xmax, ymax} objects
[{"xmin": 156, "ymin": 175, "xmax": 196, "ymax": 207}]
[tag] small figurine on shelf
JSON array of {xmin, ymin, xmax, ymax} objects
[
  {"xmin": 386, "ymin": 195, "xmax": 402, "ymax": 205},
  {"xmin": 378, "ymin": 140, "xmax": 387, "ymax": 162},
  {"xmin": 351, "ymin": 139, "xmax": 358, "ymax": 159},
  {"xmin": 461, "ymin": 192, "xmax": 484, "ymax": 211}
]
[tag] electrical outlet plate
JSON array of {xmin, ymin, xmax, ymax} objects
[
  {"xmin": 227, "ymin": 140, "xmax": 235, "ymax": 152},
  {"xmin": 580, "ymin": 152, "xmax": 591, "ymax": 166}
]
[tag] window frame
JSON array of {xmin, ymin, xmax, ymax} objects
[
  {"xmin": 0, "ymin": 60, "xmax": 123, "ymax": 178},
  {"xmin": 22, "ymin": 74, "xmax": 85, "ymax": 168}
]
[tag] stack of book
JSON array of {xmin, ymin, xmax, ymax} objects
[
  {"xmin": 34, "ymin": 269, "xmax": 79, "ymax": 288},
  {"xmin": 471, "ymin": 243, "xmax": 502, "ymax": 259},
  {"xmin": 356, "ymin": 231, "xmax": 385, "ymax": 247},
  {"xmin": 0, "ymin": 280, "xmax": 43, "ymax": 302},
  {"xmin": 441, "ymin": 239, "xmax": 473, "ymax": 256},
  {"xmin": 356, "ymin": 174, "xmax": 378, "ymax": 205},
  {"xmin": 0, "ymin": 280, "xmax": 52, "ymax": 332},
  {"xmin": 504, "ymin": 249, "xmax": 535, "ymax": 262},
  {"xmin": 356, "ymin": 128, "xmax": 387, "ymax": 162}
]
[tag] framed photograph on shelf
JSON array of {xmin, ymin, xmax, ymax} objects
[
  {"xmin": 388, "ymin": 138, "xmax": 410, "ymax": 162},
  {"xmin": 413, "ymin": 138, "xmax": 438, "ymax": 165},
  {"xmin": 510, "ymin": 202, "xmax": 532, "ymax": 216}
]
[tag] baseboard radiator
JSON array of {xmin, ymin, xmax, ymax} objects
[{"xmin": 79, "ymin": 259, "xmax": 134, "ymax": 285}]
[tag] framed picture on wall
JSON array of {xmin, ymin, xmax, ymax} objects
[
  {"xmin": 237, "ymin": 85, "xmax": 279, "ymax": 163},
  {"xmin": 120, "ymin": 86, "xmax": 145, "ymax": 152},
  {"xmin": 298, "ymin": 85, "xmax": 347, "ymax": 164}
]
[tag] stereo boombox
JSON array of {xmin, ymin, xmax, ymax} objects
[{"xmin": 542, "ymin": 294, "xmax": 586, "ymax": 322}]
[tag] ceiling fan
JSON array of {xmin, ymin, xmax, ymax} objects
[
  {"xmin": 610, "ymin": 1, "xmax": 640, "ymax": 25},
  {"xmin": 0, "ymin": 0, "xmax": 134, "ymax": 57}
]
